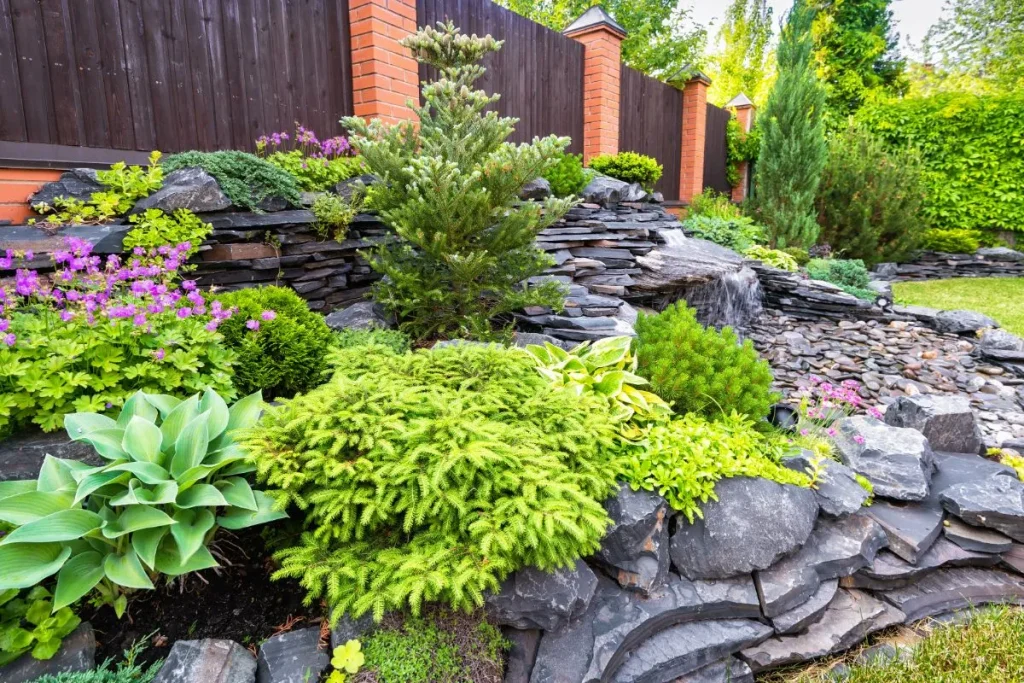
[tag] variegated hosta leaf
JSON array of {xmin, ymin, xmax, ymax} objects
[
  {"xmin": 79, "ymin": 428, "xmax": 128, "ymax": 461},
  {"xmin": 142, "ymin": 393, "xmax": 182, "ymax": 419},
  {"xmin": 0, "ymin": 480, "xmax": 40, "ymax": 503},
  {"xmin": 101, "ymin": 506, "xmax": 176, "ymax": 539},
  {"xmin": 36, "ymin": 456, "xmax": 90, "ymax": 494},
  {"xmin": 160, "ymin": 395, "xmax": 201, "ymax": 453},
  {"xmin": 102, "ymin": 461, "xmax": 172, "ymax": 486},
  {"xmin": 132, "ymin": 527, "xmax": 169, "ymax": 570},
  {"xmin": 110, "ymin": 479, "xmax": 179, "ymax": 506},
  {"xmin": 200, "ymin": 389, "xmax": 230, "ymax": 442},
  {"xmin": 64, "ymin": 413, "xmax": 117, "ymax": 440},
  {"xmin": 170, "ymin": 412, "xmax": 211, "ymax": 479},
  {"xmin": 155, "ymin": 543, "xmax": 219, "ymax": 577}
]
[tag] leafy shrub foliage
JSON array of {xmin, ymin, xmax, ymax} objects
[
  {"xmin": 919, "ymin": 228, "xmax": 983, "ymax": 253},
  {"xmin": 858, "ymin": 92, "xmax": 1024, "ymax": 233},
  {"xmin": 213, "ymin": 287, "xmax": 334, "ymax": 399},
  {"xmin": 0, "ymin": 390, "xmax": 285, "ymax": 616},
  {"xmin": 588, "ymin": 151, "xmax": 663, "ymax": 190},
  {"xmin": 0, "ymin": 586, "xmax": 80, "ymax": 666},
  {"xmin": 744, "ymin": 245, "xmax": 799, "ymax": 271},
  {"xmin": 806, "ymin": 258, "xmax": 875, "ymax": 300},
  {"xmin": 524, "ymin": 337, "xmax": 671, "ymax": 424},
  {"xmin": 123, "ymin": 209, "xmax": 212, "ymax": 260},
  {"xmin": 256, "ymin": 124, "xmax": 362, "ymax": 192},
  {"xmin": 815, "ymin": 124, "xmax": 927, "ymax": 266},
  {"xmin": 624, "ymin": 412, "xmax": 809, "ymax": 521},
  {"xmin": 686, "ymin": 190, "xmax": 743, "ymax": 220},
  {"xmin": 683, "ymin": 215, "xmax": 765, "ymax": 252},
  {"xmin": 163, "ymin": 151, "xmax": 301, "ymax": 211},
  {"xmin": 331, "ymin": 328, "xmax": 411, "ymax": 355},
  {"xmin": 341, "ymin": 23, "xmax": 573, "ymax": 341},
  {"xmin": 542, "ymin": 153, "xmax": 591, "ymax": 197},
  {"xmin": 725, "ymin": 117, "xmax": 761, "ymax": 187},
  {"xmin": 783, "ymin": 246, "xmax": 811, "ymax": 266},
  {"xmin": 635, "ymin": 302, "xmax": 777, "ymax": 419},
  {"xmin": 242, "ymin": 344, "xmax": 624, "ymax": 622},
  {"xmin": 311, "ymin": 193, "xmax": 361, "ymax": 242}
]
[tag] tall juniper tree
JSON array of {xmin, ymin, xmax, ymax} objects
[
  {"xmin": 753, "ymin": 0, "xmax": 827, "ymax": 249},
  {"xmin": 341, "ymin": 23, "xmax": 573, "ymax": 341}
]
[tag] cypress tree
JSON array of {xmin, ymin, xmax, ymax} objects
[{"xmin": 753, "ymin": 0, "xmax": 827, "ymax": 249}]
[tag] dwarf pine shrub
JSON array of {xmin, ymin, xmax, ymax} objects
[{"xmin": 240, "ymin": 344, "xmax": 624, "ymax": 623}]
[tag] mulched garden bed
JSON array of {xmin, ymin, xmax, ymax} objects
[{"xmin": 86, "ymin": 527, "xmax": 321, "ymax": 669}]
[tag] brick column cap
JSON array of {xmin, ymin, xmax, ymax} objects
[
  {"xmin": 670, "ymin": 65, "xmax": 712, "ymax": 88},
  {"xmin": 725, "ymin": 93, "xmax": 755, "ymax": 109},
  {"xmin": 563, "ymin": 6, "xmax": 627, "ymax": 39}
]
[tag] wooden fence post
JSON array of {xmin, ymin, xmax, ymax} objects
[
  {"xmin": 564, "ymin": 7, "xmax": 626, "ymax": 163},
  {"xmin": 727, "ymin": 93, "xmax": 755, "ymax": 203},
  {"xmin": 348, "ymin": 0, "xmax": 420, "ymax": 124},
  {"xmin": 678, "ymin": 70, "xmax": 711, "ymax": 204}
]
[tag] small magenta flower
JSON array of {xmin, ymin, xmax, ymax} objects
[
  {"xmin": 853, "ymin": 434, "xmax": 866, "ymax": 445},
  {"xmin": 246, "ymin": 319, "xmax": 260, "ymax": 331},
  {"xmin": 2, "ymin": 333, "xmax": 15, "ymax": 347},
  {"xmin": 260, "ymin": 310, "xmax": 277, "ymax": 321},
  {"xmin": 0, "ymin": 319, "xmax": 8, "ymax": 333},
  {"xmin": 205, "ymin": 321, "xmax": 219, "ymax": 332},
  {"xmin": 153, "ymin": 348, "xmax": 166, "ymax": 361},
  {"xmin": 182, "ymin": 280, "xmax": 197, "ymax": 291},
  {"xmin": 176, "ymin": 307, "xmax": 192, "ymax": 319},
  {"xmin": 827, "ymin": 427, "xmax": 838, "ymax": 437},
  {"xmin": 868, "ymin": 406, "xmax": 883, "ymax": 419},
  {"xmin": 60, "ymin": 310, "xmax": 74, "ymax": 322}
]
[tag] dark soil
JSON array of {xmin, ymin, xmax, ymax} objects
[{"xmin": 86, "ymin": 527, "xmax": 322, "ymax": 669}]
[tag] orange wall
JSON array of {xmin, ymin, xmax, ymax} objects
[{"xmin": 0, "ymin": 169, "xmax": 61, "ymax": 225}]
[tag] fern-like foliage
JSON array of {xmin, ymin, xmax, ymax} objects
[{"xmin": 239, "ymin": 344, "xmax": 624, "ymax": 623}]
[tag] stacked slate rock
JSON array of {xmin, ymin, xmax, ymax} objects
[
  {"xmin": 484, "ymin": 398, "xmax": 1024, "ymax": 683},
  {"xmin": 873, "ymin": 248, "xmax": 1024, "ymax": 281},
  {"xmin": 975, "ymin": 329, "xmax": 1024, "ymax": 379},
  {"xmin": 751, "ymin": 262, "xmax": 889, "ymax": 322}
]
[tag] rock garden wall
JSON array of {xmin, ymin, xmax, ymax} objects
[{"xmin": 873, "ymin": 248, "xmax": 1024, "ymax": 281}]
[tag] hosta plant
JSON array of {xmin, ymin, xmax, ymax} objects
[
  {"xmin": 0, "ymin": 390, "xmax": 286, "ymax": 617},
  {"xmin": 524, "ymin": 336, "xmax": 671, "ymax": 425},
  {"xmin": 0, "ymin": 586, "xmax": 80, "ymax": 666}
]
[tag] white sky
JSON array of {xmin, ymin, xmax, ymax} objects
[{"xmin": 688, "ymin": 0, "xmax": 948, "ymax": 57}]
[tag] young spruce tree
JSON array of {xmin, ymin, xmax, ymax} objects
[
  {"xmin": 753, "ymin": 0, "xmax": 827, "ymax": 249},
  {"xmin": 341, "ymin": 23, "xmax": 574, "ymax": 341}
]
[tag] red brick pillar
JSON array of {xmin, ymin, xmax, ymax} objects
[
  {"xmin": 564, "ymin": 7, "xmax": 626, "ymax": 163},
  {"xmin": 348, "ymin": 0, "xmax": 420, "ymax": 124},
  {"xmin": 0, "ymin": 169, "xmax": 61, "ymax": 225},
  {"xmin": 679, "ymin": 72, "xmax": 710, "ymax": 204},
  {"xmin": 727, "ymin": 94, "xmax": 755, "ymax": 203}
]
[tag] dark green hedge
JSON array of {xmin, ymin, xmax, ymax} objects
[{"xmin": 857, "ymin": 92, "xmax": 1024, "ymax": 233}]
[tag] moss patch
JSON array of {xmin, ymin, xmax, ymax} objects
[{"xmin": 893, "ymin": 277, "xmax": 1024, "ymax": 336}]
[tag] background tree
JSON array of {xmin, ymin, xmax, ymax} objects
[
  {"xmin": 497, "ymin": 0, "xmax": 707, "ymax": 78},
  {"xmin": 752, "ymin": 0, "xmax": 828, "ymax": 249},
  {"xmin": 707, "ymin": 0, "xmax": 775, "ymax": 106},
  {"xmin": 810, "ymin": 0, "xmax": 907, "ymax": 121},
  {"xmin": 926, "ymin": 0, "xmax": 1024, "ymax": 91}
]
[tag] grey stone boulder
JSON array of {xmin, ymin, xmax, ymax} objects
[
  {"xmin": 978, "ymin": 246, "xmax": 1024, "ymax": 262},
  {"xmin": 873, "ymin": 263, "xmax": 898, "ymax": 279},
  {"xmin": 877, "ymin": 567, "xmax": 1024, "ymax": 622},
  {"xmin": 934, "ymin": 309, "xmax": 999, "ymax": 335},
  {"xmin": 513, "ymin": 332, "xmax": 574, "ymax": 350},
  {"xmin": 620, "ymin": 183, "xmax": 647, "ymax": 203},
  {"xmin": 932, "ymin": 452, "xmax": 1017, "ymax": 496},
  {"xmin": 632, "ymin": 238, "xmax": 746, "ymax": 296},
  {"xmin": 0, "ymin": 623, "xmax": 95, "ymax": 683},
  {"xmin": 832, "ymin": 417, "xmax": 934, "ymax": 501},
  {"xmin": 783, "ymin": 452, "xmax": 869, "ymax": 518},
  {"xmin": 943, "ymin": 517, "xmax": 1014, "ymax": 554},
  {"xmin": 153, "ymin": 639, "xmax": 256, "ymax": 683},
  {"xmin": 864, "ymin": 498, "xmax": 945, "ymax": 564},
  {"xmin": 755, "ymin": 514, "xmax": 888, "ymax": 618},
  {"xmin": 504, "ymin": 628, "xmax": 541, "ymax": 683},
  {"xmin": 844, "ymin": 536, "xmax": 1000, "ymax": 590},
  {"xmin": 131, "ymin": 168, "xmax": 231, "ymax": 214},
  {"xmin": 884, "ymin": 395, "xmax": 983, "ymax": 454},
  {"xmin": 978, "ymin": 329, "xmax": 1024, "ymax": 358},
  {"xmin": 595, "ymin": 485, "xmax": 670, "ymax": 594},
  {"xmin": 940, "ymin": 475, "xmax": 1024, "ymax": 541},
  {"xmin": 770, "ymin": 580, "xmax": 839, "ymax": 636},
  {"xmin": 256, "ymin": 627, "xmax": 328, "ymax": 683},
  {"xmin": 335, "ymin": 174, "xmax": 379, "ymax": 201},
  {"xmin": 581, "ymin": 176, "xmax": 630, "ymax": 206},
  {"xmin": 739, "ymin": 590, "xmax": 905, "ymax": 673},
  {"xmin": 30, "ymin": 169, "xmax": 103, "ymax": 206},
  {"xmin": 670, "ymin": 477, "xmax": 819, "ymax": 580},
  {"xmin": 324, "ymin": 301, "xmax": 395, "ymax": 331},
  {"xmin": 486, "ymin": 560, "xmax": 598, "ymax": 631},
  {"xmin": 520, "ymin": 177, "xmax": 552, "ymax": 200},
  {"xmin": 330, "ymin": 613, "xmax": 375, "ymax": 651},
  {"xmin": 674, "ymin": 657, "xmax": 753, "ymax": 683}
]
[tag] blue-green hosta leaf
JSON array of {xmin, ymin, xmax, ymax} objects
[
  {"xmin": 0, "ymin": 509, "xmax": 104, "ymax": 545},
  {"xmin": 170, "ymin": 508, "xmax": 215, "ymax": 564},
  {"xmin": 217, "ymin": 477, "xmax": 258, "ymax": 512},
  {"xmin": 115, "ymin": 392, "xmax": 158, "ymax": 429},
  {"xmin": 143, "ymin": 393, "xmax": 182, "ymax": 419},
  {"xmin": 132, "ymin": 527, "xmax": 169, "ymax": 570},
  {"xmin": 160, "ymin": 395, "xmax": 200, "ymax": 452},
  {"xmin": 53, "ymin": 551, "xmax": 105, "ymax": 610},
  {"xmin": 122, "ymin": 416, "xmax": 164, "ymax": 464},
  {"xmin": 102, "ymin": 461, "xmax": 171, "ymax": 486},
  {"xmin": 81, "ymin": 428, "xmax": 128, "ymax": 461},
  {"xmin": 103, "ymin": 549, "xmax": 154, "ymax": 590},
  {"xmin": 217, "ymin": 491, "xmax": 288, "ymax": 530},
  {"xmin": 0, "ymin": 480, "xmax": 37, "ymax": 501},
  {"xmin": 109, "ymin": 480, "xmax": 178, "ymax": 506},
  {"xmin": 200, "ymin": 389, "xmax": 230, "ymax": 442},
  {"xmin": 155, "ymin": 543, "xmax": 218, "ymax": 577},
  {"xmin": 102, "ymin": 506, "xmax": 176, "ymax": 539},
  {"xmin": 218, "ymin": 460, "xmax": 257, "ymax": 476},
  {"xmin": 170, "ymin": 412, "xmax": 210, "ymax": 479},
  {"xmin": 74, "ymin": 470, "xmax": 131, "ymax": 505},
  {"xmin": 0, "ymin": 544, "xmax": 71, "ymax": 590},
  {"xmin": 176, "ymin": 484, "xmax": 228, "ymax": 509},
  {"xmin": 0, "ymin": 491, "xmax": 74, "ymax": 525},
  {"xmin": 63, "ymin": 413, "xmax": 117, "ymax": 440},
  {"xmin": 225, "ymin": 391, "xmax": 264, "ymax": 435},
  {"xmin": 38, "ymin": 456, "xmax": 98, "ymax": 494},
  {"xmin": 201, "ymin": 444, "xmax": 248, "ymax": 468}
]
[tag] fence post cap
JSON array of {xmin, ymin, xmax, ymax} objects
[
  {"xmin": 563, "ymin": 6, "xmax": 627, "ymax": 39},
  {"xmin": 725, "ymin": 93, "xmax": 754, "ymax": 108},
  {"xmin": 669, "ymin": 65, "xmax": 712, "ymax": 87}
]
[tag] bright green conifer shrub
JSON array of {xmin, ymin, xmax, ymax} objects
[
  {"xmin": 588, "ymin": 151, "xmax": 663, "ymax": 190},
  {"xmin": 241, "ymin": 344, "xmax": 624, "ymax": 622},
  {"xmin": 542, "ymin": 153, "xmax": 591, "ymax": 197},
  {"xmin": 919, "ymin": 228, "xmax": 984, "ymax": 254},
  {"xmin": 634, "ymin": 302, "xmax": 777, "ymax": 419},
  {"xmin": 805, "ymin": 258, "xmax": 876, "ymax": 300}
]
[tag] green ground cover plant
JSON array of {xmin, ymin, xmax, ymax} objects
[
  {"xmin": 893, "ymin": 278, "xmax": 1024, "ymax": 336},
  {"xmin": 341, "ymin": 22, "xmax": 573, "ymax": 341},
  {"xmin": 805, "ymin": 258, "xmax": 876, "ymax": 301},
  {"xmin": 123, "ymin": 209, "xmax": 212, "ymax": 260},
  {"xmin": 588, "ymin": 151, "xmax": 662, "ymax": 190},
  {"xmin": 213, "ymin": 287, "xmax": 334, "ymax": 399},
  {"xmin": 918, "ymin": 228, "xmax": 984, "ymax": 254},
  {"xmin": 685, "ymin": 190, "xmax": 744, "ymax": 220},
  {"xmin": 242, "ymin": 344, "xmax": 624, "ymax": 623},
  {"xmin": 0, "ymin": 586, "xmax": 80, "ymax": 666},
  {"xmin": 162, "ymin": 151, "xmax": 301, "ymax": 211},
  {"xmin": 311, "ymin": 193, "xmax": 361, "ymax": 241},
  {"xmin": 331, "ymin": 328, "xmax": 411, "ymax": 355},
  {"xmin": 635, "ymin": 302, "xmax": 777, "ymax": 419},
  {"xmin": 744, "ymin": 245, "xmax": 799, "ymax": 271},
  {"xmin": 683, "ymin": 215, "xmax": 765, "ymax": 252},
  {"xmin": 542, "ymin": 152, "xmax": 591, "ymax": 197}
]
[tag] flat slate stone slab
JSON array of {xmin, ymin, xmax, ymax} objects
[
  {"xmin": 670, "ymin": 477, "xmax": 819, "ymax": 580},
  {"xmin": 943, "ymin": 517, "xmax": 1014, "ymax": 554},
  {"xmin": 739, "ymin": 589, "xmax": 905, "ymax": 673},
  {"xmin": 153, "ymin": 639, "xmax": 256, "ymax": 683},
  {"xmin": 884, "ymin": 395, "xmax": 983, "ymax": 455},
  {"xmin": 595, "ymin": 485, "xmax": 670, "ymax": 595},
  {"xmin": 783, "ymin": 453, "xmax": 868, "ymax": 518},
  {"xmin": 673, "ymin": 657, "xmax": 753, "ymax": 683},
  {"xmin": 756, "ymin": 514, "xmax": 888, "ymax": 617},
  {"xmin": 504, "ymin": 628, "xmax": 541, "ymax": 683},
  {"xmin": 0, "ymin": 431, "xmax": 100, "ymax": 481},
  {"xmin": 1003, "ymin": 544, "xmax": 1024, "ymax": 576},
  {"xmin": 878, "ymin": 567, "xmax": 1024, "ymax": 622},
  {"xmin": 256, "ymin": 627, "xmax": 329, "ymax": 683},
  {"xmin": 487, "ymin": 559, "xmax": 598, "ymax": 632},
  {"xmin": 865, "ymin": 498, "xmax": 945, "ymax": 564},
  {"xmin": 940, "ymin": 475, "xmax": 1024, "ymax": 542},
  {"xmin": 770, "ymin": 580, "xmax": 839, "ymax": 636},
  {"xmin": 609, "ymin": 619, "xmax": 772, "ymax": 683},
  {"xmin": 833, "ymin": 417, "xmax": 934, "ymax": 502},
  {"xmin": 842, "ymin": 537, "xmax": 1001, "ymax": 590}
]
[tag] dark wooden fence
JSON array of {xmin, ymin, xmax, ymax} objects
[
  {"xmin": 703, "ymin": 103, "xmax": 731, "ymax": 195},
  {"xmin": 618, "ymin": 65, "xmax": 682, "ymax": 200},
  {"xmin": 417, "ymin": 0, "xmax": 585, "ymax": 155},
  {"xmin": 0, "ymin": 0, "xmax": 354, "ymax": 164}
]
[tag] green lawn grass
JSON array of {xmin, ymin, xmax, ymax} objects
[{"xmin": 893, "ymin": 277, "xmax": 1024, "ymax": 336}]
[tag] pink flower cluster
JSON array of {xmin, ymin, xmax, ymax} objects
[
  {"xmin": 795, "ymin": 376, "xmax": 884, "ymax": 442},
  {"xmin": 256, "ymin": 123, "xmax": 354, "ymax": 160}
]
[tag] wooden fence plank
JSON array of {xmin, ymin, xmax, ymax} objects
[
  {"xmin": 67, "ymin": 0, "xmax": 111, "ymax": 149},
  {"xmin": 10, "ymin": 0, "xmax": 57, "ymax": 143},
  {"xmin": 703, "ymin": 103, "xmax": 731, "ymax": 195},
  {"xmin": 40, "ymin": 0, "xmax": 84, "ymax": 147},
  {"xmin": 619, "ymin": 65, "xmax": 682, "ymax": 200},
  {"xmin": 94, "ymin": 0, "xmax": 135, "ymax": 149},
  {"xmin": 0, "ymin": 0, "xmax": 27, "ymax": 141},
  {"xmin": 118, "ymin": 0, "xmax": 155, "ymax": 150}
]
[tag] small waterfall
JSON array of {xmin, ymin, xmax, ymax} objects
[
  {"xmin": 659, "ymin": 228, "xmax": 688, "ymax": 247},
  {"xmin": 683, "ymin": 266, "xmax": 764, "ymax": 332}
]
